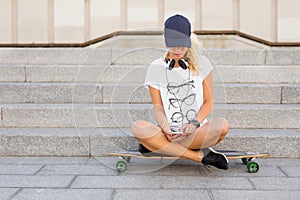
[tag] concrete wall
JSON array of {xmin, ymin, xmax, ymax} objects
[{"xmin": 0, "ymin": 0, "xmax": 299, "ymax": 44}]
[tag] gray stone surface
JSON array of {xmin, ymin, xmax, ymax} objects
[
  {"xmin": 212, "ymin": 190, "xmax": 300, "ymax": 200},
  {"xmin": 1, "ymin": 46, "xmax": 300, "ymax": 162},
  {"xmin": 0, "ymin": 175, "xmax": 74, "ymax": 188},
  {"xmin": 0, "ymin": 65, "xmax": 25, "ymax": 82},
  {"xmin": 214, "ymin": 104, "xmax": 300, "ymax": 128},
  {"xmin": 103, "ymin": 83, "xmax": 284, "ymax": 104},
  {"xmin": 4, "ymin": 64, "xmax": 298, "ymax": 85},
  {"xmin": 111, "ymin": 48, "xmax": 300, "ymax": 66},
  {"xmin": 214, "ymin": 65, "xmax": 300, "ymax": 84},
  {"xmin": 103, "ymin": 83, "xmax": 149, "ymax": 103},
  {"xmin": 38, "ymin": 164, "xmax": 116, "ymax": 176},
  {"xmin": 13, "ymin": 189, "xmax": 113, "ymax": 200},
  {"xmin": 0, "ymin": 188, "xmax": 19, "ymax": 200},
  {"xmin": 71, "ymin": 175, "xmax": 252, "ymax": 189},
  {"xmin": 215, "ymin": 83, "xmax": 281, "ymax": 104},
  {"xmin": 0, "ymin": 128, "xmax": 91, "ymax": 156},
  {"xmin": 0, "ymin": 156, "xmax": 299, "ymax": 200},
  {"xmin": 266, "ymin": 49, "xmax": 300, "ymax": 65},
  {"xmin": 0, "ymin": 126, "xmax": 298, "ymax": 157},
  {"xmin": 113, "ymin": 189, "xmax": 211, "ymax": 200},
  {"xmin": 0, "ymin": 164, "xmax": 43, "ymax": 175},
  {"xmin": 2, "ymin": 104, "xmax": 78, "ymax": 127},
  {"xmin": 198, "ymin": 163, "xmax": 286, "ymax": 177},
  {"xmin": 0, "ymin": 156, "xmax": 88, "ymax": 165},
  {"xmin": 280, "ymin": 167, "xmax": 300, "ymax": 177},
  {"xmin": 2, "ymin": 104, "xmax": 155, "ymax": 128},
  {"xmin": 99, "ymin": 65, "xmax": 148, "ymax": 83},
  {"xmin": 0, "ymin": 106, "xmax": 2, "ymax": 127},
  {"xmin": 203, "ymin": 49, "xmax": 266, "ymax": 65},
  {"xmin": 111, "ymin": 48, "xmax": 267, "ymax": 65},
  {"xmin": 249, "ymin": 177, "xmax": 300, "ymax": 190},
  {"xmin": 0, "ymin": 83, "xmax": 102, "ymax": 103},
  {"xmin": 214, "ymin": 129, "xmax": 300, "ymax": 157},
  {"xmin": 89, "ymin": 128, "xmax": 300, "ymax": 157},
  {"xmin": 26, "ymin": 64, "xmax": 107, "ymax": 83},
  {"xmin": 282, "ymin": 84, "xmax": 300, "ymax": 104},
  {"xmin": 0, "ymin": 48, "xmax": 111, "ymax": 65},
  {"xmin": 90, "ymin": 128, "xmax": 138, "ymax": 156},
  {"xmin": 0, "ymin": 81, "xmax": 296, "ymax": 105},
  {"xmin": 111, "ymin": 48, "xmax": 165, "ymax": 65},
  {"xmin": 2, "ymin": 103, "xmax": 299, "ymax": 128},
  {"xmin": 255, "ymin": 158, "xmax": 300, "ymax": 167}
]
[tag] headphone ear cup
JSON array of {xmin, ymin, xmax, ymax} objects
[
  {"xmin": 168, "ymin": 59, "xmax": 176, "ymax": 70},
  {"xmin": 178, "ymin": 59, "xmax": 188, "ymax": 70},
  {"xmin": 165, "ymin": 57, "xmax": 170, "ymax": 64}
]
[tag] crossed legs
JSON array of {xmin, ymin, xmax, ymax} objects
[{"xmin": 131, "ymin": 118, "xmax": 229, "ymax": 162}]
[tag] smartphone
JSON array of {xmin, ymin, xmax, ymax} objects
[
  {"xmin": 172, "ymin": 131, "xmax": 183, "ymax": 135},
  {"xmin": 171, "ymin": 126, "xmax": 183, "ymax": 135}
]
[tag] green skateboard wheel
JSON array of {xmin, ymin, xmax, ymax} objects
[
  {"xmin": 247, "ymin": 161, "xmax": 259, "ymax": 173},
  {"xmin": 116, "ymin": 160, "xmax": 128, "ymax": 172}
]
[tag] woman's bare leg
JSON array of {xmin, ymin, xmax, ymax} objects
[
  {"xmin": 176, "ymin": 118, "xmax": 230, "ymax": 150},
  {"xmin": 131, "ymin": 120, "xmax": 203, "ymax": 162}
]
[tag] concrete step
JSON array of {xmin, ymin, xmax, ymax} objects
[
  {"xmin": 1, "ymin": 82, "xmax": 299, "ymax": 104},
  {"xmin": 103, "ymin": 83, "xmax": 300, "ymax": 104},
  {"xmin": 0, "ymin": 64, "xmax": 107, "ymax": 83},
  {"xmin": 100, "ymin": 65, "xmax": 300, "ymax": 84},
  {"xmin": 0, "ymin": 48, "xmax": 111, "ymax": 65},
  {"xmin": 1, "ymin": 47, "xmax": 300, "ymax": 66},
  {"xmin": 0, "ymin": 128, "xmax": 298, "ymax": 157},
  {"xmin": 110, "ymin": 48, "xmax": 300, "ymax": 65},
  {"xmin": 0, "ymin": 83, "xmax": 102, "ymax": 103},
  {"xmin": 1, "ymin": 64, "xmax": 299, "ymax": 84},
  {"xmin": 213, "ymin": 65, "xmax": 300, "ymax": 84},
  {"xmin": 1, "ymin": 104, "xmax": 299, "ymax": 129}
]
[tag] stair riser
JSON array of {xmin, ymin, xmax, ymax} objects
[
  {"xmin": 1, "ymin": 65, "xmax": 299, "ymax": 84},
  {"xmin": 0, "ymin": 128, "xmax": 298, "ymax": 157},
  {"xmin": 103, "ymin": 84, "xmax": 300, "ymax": 104},
  {"xmin": 0, "ymin": 84, "xmax": 102, "ymax": 103},
  {"xmin": 1, "ymin": 48, "xmax": 300, "ymax": 65},
  {"xmin": 1, "ymin": 105, "xmax": 299, "ymax": 129},
  {"xmin": 91, "ymin": 129, "xmax": 300, "ymax": 158},
  {"xmin": 0, "ymin": 49, "xmax": 111, "ymax": 65},
  {"xmin": 2, "ymin": 83, "xmax": 298, "ymax": 104}
]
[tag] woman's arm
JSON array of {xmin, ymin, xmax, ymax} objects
[
  {"xmin": 148, "ymin": 86, "xmax": 172, "ymax": 135},
  {"xmin": 195, "ymin": 72, "xmax": 214, "ymax": 123}
]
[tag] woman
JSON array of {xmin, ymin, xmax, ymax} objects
[{"xmin": 131, "ymin": 14, "xmax": 229, "ymax": 170}]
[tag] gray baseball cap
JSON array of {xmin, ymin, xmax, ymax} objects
[{"xmin": 164, "ymin": 14, "xmax": 191, "ymax": 48}]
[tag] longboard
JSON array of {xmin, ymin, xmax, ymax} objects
[{"xmin": 108, "ymin": 150, "xmax": 269, "ymax": 173}]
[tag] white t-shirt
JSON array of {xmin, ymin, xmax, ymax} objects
[{"xmin": 144, "ymin": 55, "xmax": 213, "ymax": 131}]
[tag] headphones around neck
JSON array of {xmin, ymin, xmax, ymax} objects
[{"xmin": 165, "ymin": 57, "xmax": 188, "ymax": 70}]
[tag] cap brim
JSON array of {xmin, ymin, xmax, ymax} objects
[{"xmin": 165, "ymin": 36, "xmax": 191, "ymax": 48}]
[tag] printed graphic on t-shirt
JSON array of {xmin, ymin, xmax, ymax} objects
[
  {"xmin": 144, "ymin": 56, "xmax": 213, "ymax": 130},
  {"xmin": 165, "ymin": 69, "xmax": 197, "ymax": 128}
]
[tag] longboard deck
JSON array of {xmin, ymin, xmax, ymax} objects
[
  {"xmin": 108, "ymin": 150, "xmax": 270, "ymax": 160},
  {"xmin": 108, "ymin": 150, "xmax": 269, "ymax": 173}
]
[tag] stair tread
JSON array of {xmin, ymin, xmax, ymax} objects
[
  {"xmin": 0, "ymin": 127, "xmax": 298, "ymax": 136},
  {"xmin": 1, "ymin": 103, "xmax": 300, "ymax": 108}
]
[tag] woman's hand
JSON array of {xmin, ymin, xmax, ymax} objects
[
  {"xmin": 162, "ymin": 128, "xmax": 182, "ymax": 141},
  {"xmin": 180, "ymin": 123, "xmax": 197, "ymax": 137}
]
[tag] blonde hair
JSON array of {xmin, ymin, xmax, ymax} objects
[{"xmin": 166, "ymin": 33, "xmax": 201, "ymax": 76}]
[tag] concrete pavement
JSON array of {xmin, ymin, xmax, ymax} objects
[{"xmin": 0, "ymin": 156, "xmax": 299, "ymax": 200}]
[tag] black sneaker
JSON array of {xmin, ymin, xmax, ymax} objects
[
  {"xmin": 201, "ymin": 147, "xmax": 229, "ymax": 170},
  {"xmin": 138, "ymin": 144, "xmax": 165, "ymax": 157}
]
